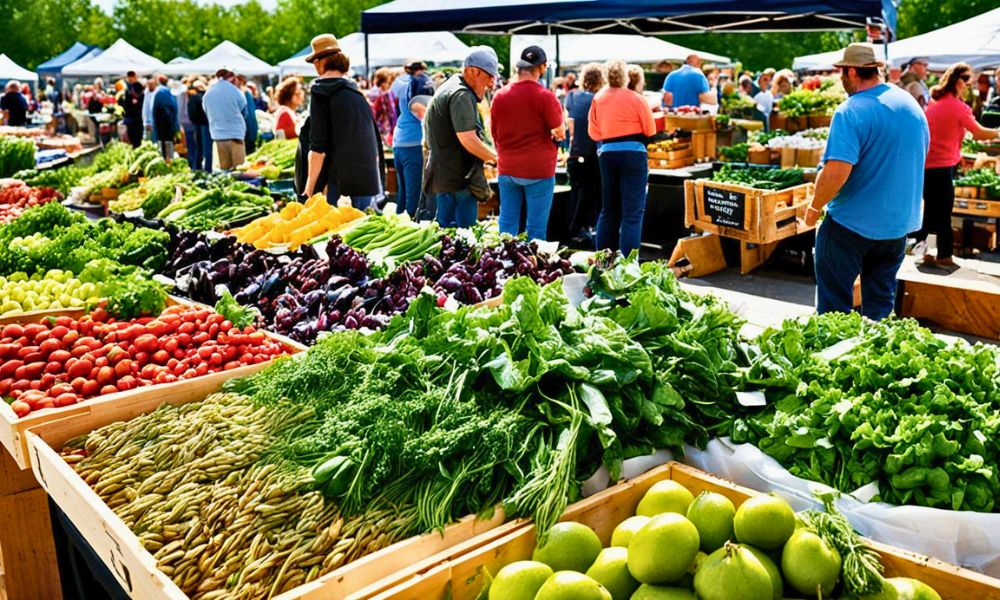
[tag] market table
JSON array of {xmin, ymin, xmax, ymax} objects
[{"xmin": 896, "ymin": 255, "xmax": 1000, "ymax": 340}]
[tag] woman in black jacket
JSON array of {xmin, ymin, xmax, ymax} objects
[{"xmin": 301, "ymin": 34, "xmax": 385, "ymax": 209}]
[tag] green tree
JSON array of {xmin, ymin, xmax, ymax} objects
[
  {"xmin": 0, "ymin": 0, "xmax": 113, "ymax": 69},
  {"xmin": 896, "ymin": 0, "xmax": 1000, "ymax": 39}
]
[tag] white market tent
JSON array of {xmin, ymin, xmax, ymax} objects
[
  {"xmin": 795, "ymin": 7, "xmax": 1000, "ymax": 72},
  {"xmin": 0, "ymin": 54, "xmax": 37, "ymax": 84},
  {"xmin": 162, "ymin": 41, "xmax": 277, "ymax": 77},
  {"xmin": 510, "ymin": 34, "xmax": 730, "ymax": 71},
  {"xmin": 792, "ymin": 45, "xmax": 888, "ymax": 72},
  {"xmin": 278, "ymin": 32, "xmax": 470, "ymax": 76},
  {"xmin": 168, "ymin": 56, "xmax": 191, "ymax": 65},
  {"xmin": 62, "ymin": 39, "xmax": 165, "ymax": 77}
]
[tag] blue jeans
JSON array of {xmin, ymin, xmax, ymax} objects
[
  {"xmin": 498, "ymin": 175, "xmax": 555, "ymax": 241},
  {"xmin": 596, "ymin": 151, "xmax": 648, "ymax": 257},
  {"xmin": 196, "ymin": 124, "xmax": 212, "ymax": 171},
  {"xmin": 815, "ymin": 217, "xmax": 905, "ymax": 321},
  {"xmin": 393, "ymin": 145, "xmax": 424, "ymax": 218},
  {"xmin": 436, "ymin": 189, "xmax": 478, "ymax": 228},
  {"xmin": 183, "ymin": 125, "xmax": 200, "ymax": 170}
]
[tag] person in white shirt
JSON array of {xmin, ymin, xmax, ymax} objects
[{"xmin": 142, "ymin": 77, "xmax": 157, "ymax": 141}]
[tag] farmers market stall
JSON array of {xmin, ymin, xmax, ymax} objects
[
  {"xmin": 0, "ymin": 54, "xmax": 37, "ymax": 86},
  {"xmin": 161, "ymin": 41, "xmax": 277, "ymax": 78},
  {"xmin": 509, "ymin": 34, "xmax": 730, "ymax": 70},
  {"xmin": 62, "ymin": 39, "xmax": 165, "ymax": 78},
  {"xmin": 895, "ymin": 255, "xmax": 1000, "ymax": 340},
  {"xmin": 36, "ymin": 42, "xmax": 102, "ymax": 82}
]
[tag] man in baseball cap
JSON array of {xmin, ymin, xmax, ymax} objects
[
  {"xmin": 805, "ymin": 42, "xmax": 929, "ymax": 321},
  {"xmin": 423, "ymin": 46, "xmax": 499, "ymax": 229}
]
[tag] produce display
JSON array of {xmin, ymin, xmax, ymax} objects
[
  {"xmin": 237, "ymin": 138, "xmax": 296, "ymax": 180},
  {"xmin": 0, "ymin": 269, "xmax": 101, "ymax": 315},
  {"xmin": 718, "ymin": 143, "xmax": 749, "ymax": 162},
  {"xmin": 231, "ymin": 194, "xmax": 365, "ymax": 250},
  {"xmin": 732, "ymin": 312, "xmax": 1000, "ymax": 512},
  {"xmin": 720, "ymin": 93, "xmax": 756, "ymax": 119},
  {"xmin": 1, "ymin": 303, "xmax": 292, "ymax": 417},
  {"xmin": 711, "ymin": 165, "xmax": 805, "ymax": 190},
  {"xmin": 108, "ymin": 171, "xmax": 192, "ymax": 215},
  {"xmin": 157, "ymin": 184, "xmax": 273, "ymax": 231},
  {"xmin": 0, "ymin": 136, "xmax": 36, "ymax": 178},
  {"xmin": 77, "ymin": 142, "xmax": 177, "ymax": 201},
  {"xmin": 777, "ymin": 87, "xmax": 842, "ymax": 118},
  {"xmin": 0, "ymin": 202, "xmax": 170, "ymax": 274},
  {"xmin": 485, "ymin": 481, "xmax": 939, "ymax": 600},
  {"xmin": 0, "ymin": 181, "xmax": 60, "ymax": 223},
  {"xmin": 954, "ymin": 168, "xmax": 1000, "ymax": 198},
  {"xmin": 342, "ymin": 211, "xmax": 443, "ymax": 273}
]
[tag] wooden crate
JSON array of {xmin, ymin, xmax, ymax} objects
[
  {"xmin": 0, "ymin": 303, "xmax": 304, "ymax": 470},
  {"xmin": 368, "ymin": 463, "xmax": 1000, "ymax": 600},
  {"xmin": 691, "ymin": 130, "xmax": 717, "ymax": 161},
  {"xmin": 649, "ymin": 156, "xmax": 695, "ymax": 170},
  {"xmin": 807, "ymin": 114, "xmax": 833, "ymax": 128},
  {"xmin": 663, "ymin": 114, "xmax": 715, "ymax": 132},
  {"xmin": 954, "ymin": 197, "xmax": 1000, "ymax": 218},
  {"xmin": 24, "ymin": 384, "xmax": 514, "ymax": 600},
  {"xmin": 684, "ymin": 179, "xmax": 815, "ymax": 245}
]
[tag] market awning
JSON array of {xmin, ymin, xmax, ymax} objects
[
  {"xmin": 511, "ymin": 33, "xmax": 730, "ymax": 69},
  {"xmin": 168, "ymin": 56, "xmax": 191, "ymax": 65},
  {"xmin": 0, "ymin": 54, "xmax": 38, "ymax": 84},
  {"xmin": 162, "ymin": 41, "xmax": 278, "ymax": 77},
  {"xmin": 362, "ymin": 0, "xmax": 896, "ymax": 36},
  {"xmin": 36, "ymin": 42, "xmax": 102, "ymax": 77},
  {"xmin": 278, "ymin": 32, "xmax": 471, "ymax": 76},
  {"xmin": 62, "ymin": 39, "xmax": 164, "ymax": 77}
]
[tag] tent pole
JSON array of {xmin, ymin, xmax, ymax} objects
[
  {"xmin": 555, "ymin": 33, "xmax": 561, "ymax": 77},
  {"xmin": 364, "ymin": 33, "xmax": 370, "ymax": 79}
]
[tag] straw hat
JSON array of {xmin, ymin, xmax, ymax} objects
[
  {"xmin": 833, "ymin": 43, "xmax": 884, "ymax": 68},
  {"xmin": 305, "ymin": 34, "xmax": 341, "ymax": 63}
]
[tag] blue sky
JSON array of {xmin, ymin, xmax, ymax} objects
[{"xmin": 95, "ymin": 0, "xmax": 278, "ymax": 13}]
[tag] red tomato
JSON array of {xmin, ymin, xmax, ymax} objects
[
  {"xmin": 54, "ymin": 316, "xmax": 74, "ymax": 329},
  {"xmin": 81, "ymin": 380, "xmax": 99, "ymax": 397},
  {"xmin": 10, "ymin": 400, "xmax": 30, "ymax": 417},
  {"xmin": 1, "ymin": 324, "xmax": 24, "ymax": 339},
  {"xmin": 38, "ymin": 338, "xmax": 62, "ymax": 355},
  {"xmin": 17, "ymin": 346, "xmax": 39, "ymax": 359},
  {"xmin": 117, "ymin": 375, "xmax": 136, "ymax": 391},
  {"xmin": 62, "ymin": 331, "xmax": 79, "ymax": 347},
  {"xmin": 140, "ymin": 364, "xmax": 159, "ymax": 380},
  {"xmin": 163, "ymin": 338, "xmax": 179, "ymax": 353},
  {"xmin": 23, "ymin": 362, "xmax": 45, "ymax": 379},
  {"xmin": 219, "ymin": 320, "xmax": 233, "ymax": 333},
  {"xmin": 10, "ymin": 379, "xmax": 30, "ymax": 393},
  {"xmin": 114, "ymin": 360, "xmax": 134, "ymax": 378},
  {"xmin": 0, "ymin": 378, "xmax": 11, "ymax": 395},
  {"xmin": 192, "ymin": 332, "xmax": 210, "ymax": 345},
  {"xmin": 49, "ymin": 350, "xmax": 71, "ymax": 364},
  {"xmin": 54, "ymin": 393, "xmax": 78, "ymax": 407},
  {"xmin": 152, "ymin": 350, "xmax": 169, "ymax": 364},
  {"xmin": 67, "ymin": 359, "xmax": 92, "ymax": 380},
  {"xmin": 194, "ymin": 364, "xmax": 209, "ymax": 376},
  {"xmin": 107, "ymin": 346, "xmax": 129, "ymax": 364},
  {"xmin": 209, "ymin": 354, "xmax": 223, "ymax": 366},
  {"xmin": 23, "ymin": 324, "xmax": 46, "ymax": 339},
  {"xmin": 95, "ymin": 356, "xmax": 109, "ymax": 369},
  {"xmin": 178, "ymin": 322, "xmax": 196, "ymax": 335},
  {"xmin": 44, "ymin": 361, "xmax": 62, "ymax": 375},
  {"xmin": 71, "ymin": 377, "xmax": 87, "ymax": 393},
  {"xmin": 39, "ymin": 373, "xmax": 57, "ymax": 390},
  {"xmin": 96, "ymin": 366, "xmax": 114, "ymax": 385},
  {"xmin": 176, "ymin": 333, "xmax": 192, "ymax": 346},
  {"xmin": 99, "ymin": 384, "xmax": 118, "ymax": 396},
  {"xmin": 22, "ymin": 352, "xmax": 42, "ymax": 364},
  {"xmin": 0, "ymin": 343, "xmax": 17, "ymax": 359},
  {"xmin": 50, "ymin": 383, "xmax": 74, "ymax": 397},
  {"xmin": 197, "ymin": 346, "xmax": 212, "ymax": 361},
  {"xmin": 208, "ymin": 323, "xmax": 219, "ymax": 337},
  {"xmin": 0, "ymin": 360, "xmax": 22, "ymax": 378},
  {"xmin": 91, "ymin": 308, "xmax": 108, "ymax": 322},
  {"xmin": 49, "ymin": 326, "xmax": 70, "ymax": 340}
]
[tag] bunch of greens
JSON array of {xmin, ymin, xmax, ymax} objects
[
  {"xmin": 720, "ymin": 94, "xmax": 755, "ymax": 118},
  {"xmin": 229, "ymin": 256, "xmax": 744, "ymax": 538},
  {"xmin": 214, "ymin": 290, "xmax": 260, "ymax": 328},
  {"xmin": 955, "ymin": 168, "xmax": 1000, "ymax": 198},
  {"xmin": 718, "ymin": 143, "xmax": 750, "ymax": 162},
  {"xmin": 0, "ymin": 202, "xmax": 170, "ymax": 274},
  {"xmin": 78, "ymin": 258, "xmax": 168, "ymax": 318},
  {"xmin": 749, "ymin": 129, "xmax": 790, "ymax": 145},
  {"xmin": 778, "ymin": 89, "xmax": 840, "ymax": 117},
  {"xmin": 0, "ymin": 137, "xmax": 35, "ymax": 178},
  {"xmin": 732, "ymin": 312, "xmax": 1000, "ymax": 512},
  {"xmin": 712, "ymin": 164, "xmax": 805, "ymax": 190},
  {"xmin": 14, "ymin": 164, "xmax": 92, "ymax": 194}
]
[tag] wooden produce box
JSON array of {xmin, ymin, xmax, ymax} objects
[
  {"xmin": 953, "ymin": 186, "xmax": 984, "ymax": 200},
  {"xmin": 691, "ymin": 130, "xmax": 717, "ymax": 162},
  {"xmin": 663, "ymin": 114, "xmax": 715, "ymax": 132},
  {"xmin": 795, "ymin": 147, "xmax": 823, "ymax": 168},
  {"xmin": 684, "ymin": 179, "xmax": 815, "ymax": 245},
  {"xmin": 807, "ymin": 114, "xmax": 833, "ymax": 128},
  {"xmin": 954, "ymin": 197, "xmax": 1000, "ymax": 218},
  {"xmin": 747, "ymin": 146, "xmax": 774, "ymax": 165},
  {"xmin": 368, "ymin": 462, "xmax": 1000, "ymax": 600},
  {"xmin": 0, "ymin": 303, "xmax": 304, "ymax": 470},
  {"xmin": 24, "ymin": 384, "xmax": 514, "ymax": 600}
]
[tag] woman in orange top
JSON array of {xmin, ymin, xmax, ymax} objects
[
  {"xmin": 588, "ymin": 59, "xmax": 657, "ymax": 256},
  {"xmin": 273, "ymin": 77, "xmax": 304, "ymax": 139}
]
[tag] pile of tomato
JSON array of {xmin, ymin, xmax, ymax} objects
[
  {"xmin": 0, "ymin": 182, "xmax": 60, "ymax": 224},
  {"xmin": 0, "ymin": 304, "xmax": 291, "ymax": 417}
]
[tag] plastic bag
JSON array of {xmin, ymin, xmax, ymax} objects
[{"xmin": 683, "ymin": 438, "xmax": 1000, "ymax": 577}]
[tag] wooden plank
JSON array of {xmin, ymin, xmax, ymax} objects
[
  {"xmin": 0, "ymin": 487, "xmax": 62, "ymax": 600},
  {"xmin": 739, "ymin": 241, "xmax": 779, "ymax": 275},
  {"xmin": 900, "ymin": 280, "xmax": 1000, "ymax": 340},
  {"xmin": 668, "ymin": 234, "xmax": 727, "ymax": 278},
  {"xmin": 374, "ymin": 462, "xmax": 1000, "ymax": 600}
]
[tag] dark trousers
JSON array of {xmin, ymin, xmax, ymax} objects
[
  {"xmin": 124, "ymin": 119, "xmax": 143, "ymax": 148},
  {"xmin": 913, "ymin": 165, "xmax": 956, "ymax": 260},
  {"xmin": 815, "ymin": 217, "xmax": 905, "ymax": 321},
  {"xmin": 196, "ymin": 124, "xmax": 212, "ymax": 171},
  {"xmin": 245, "ymin": 134, "xmax": 256, "ymax": 155},
  {"xmin": 183, "ymin": 124, "xmax": 200, "ymax": 170},
  {"xmin": 567, "ymin": 153, "xmax": 602, "ymax": 236},
  {"xmin": 596, "ymin": 151, "xmax": 648, "ymax": 257},
  {"xmin": 393, "ymin": 145, "xmax": 424, "ymax": 218}
]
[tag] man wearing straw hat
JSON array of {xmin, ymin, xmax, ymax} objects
[{"xmin": 804, "ymin": 43, "xmax": 929, "ymax": 321}]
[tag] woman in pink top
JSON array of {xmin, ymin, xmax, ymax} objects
[
  {"xmin": 916, "ymin": 62, "xmax": 998, "ymax": 266},
  {"xmin": 588, "ymin": 59, "xmax": 657, "ymax": 257}
]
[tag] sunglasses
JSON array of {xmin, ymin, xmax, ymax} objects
[{"xmin": 960, "ymin": 73, "xmax": 972, "ymax": 82}]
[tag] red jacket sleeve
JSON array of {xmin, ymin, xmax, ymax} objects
[
  {"xmin": 638, "ymin": 95, "xmax": 656, "ymax": 137},
  {"xmin": 588, "ymin": 95, "xmax": 602, "ymax": 141}
]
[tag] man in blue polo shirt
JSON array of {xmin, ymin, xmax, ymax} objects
[
  {"xmin": 804, "ymin": 44, "xmax": 929, "ymax": 320},
  {"xmin": 661, "ymin": 54, "xmax": 716, "ymax": 109}
]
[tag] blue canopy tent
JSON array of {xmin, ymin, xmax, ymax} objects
[
  {"xmin": 361, "ymin": 0, "xmax": 896, "ymax": 35},
  {"xmin": 37, "ymin": 42, "xmax": 102, "ymax": 80}
]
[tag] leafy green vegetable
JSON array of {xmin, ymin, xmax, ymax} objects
[
  {"xmin": 214, "ymin": 290, "xmax": 260, "ymax": 328},
  {"xmin": 78, "ymin": 258, "xmax": 168, "ymax": 319},
  {"xmin": 712, "ymin": 164, "xmax": 805, "ymax": 190}
]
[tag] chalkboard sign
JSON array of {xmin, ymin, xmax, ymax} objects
[{"xmin": 703, "ymin": 185, "xmax": 746, "ymax": 229}]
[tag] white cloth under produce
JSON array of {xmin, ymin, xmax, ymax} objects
[{"xmin": 684, "ymin": 438, "xmax": 1000, "ymax": 577}]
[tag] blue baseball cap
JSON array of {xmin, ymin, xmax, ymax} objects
[{"xmin": 464, "ymin": 46, "xmax": 499, "ymax": 78}]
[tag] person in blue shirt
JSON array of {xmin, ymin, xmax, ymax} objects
[
  {"xmin": 661, "ymin": 55, "xmax": 716, "ymax": 109},
  {"xmin": 391, "ymin": 59, "xmax": 435, "ymax": 218},
  {"xmin": 151, "ymin": 74, "xmax": 178, "ymax": 163},
  {"xmin": 236, "ymin": 75, "xmax": 259, "ymax": 155},
  {"xmin": 202, "ymin": 69, "xmax": 247, "ymax": 170},
  {"xmin": 804, "ymin": 44, "xmax": 930, "ymax": 321}
]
